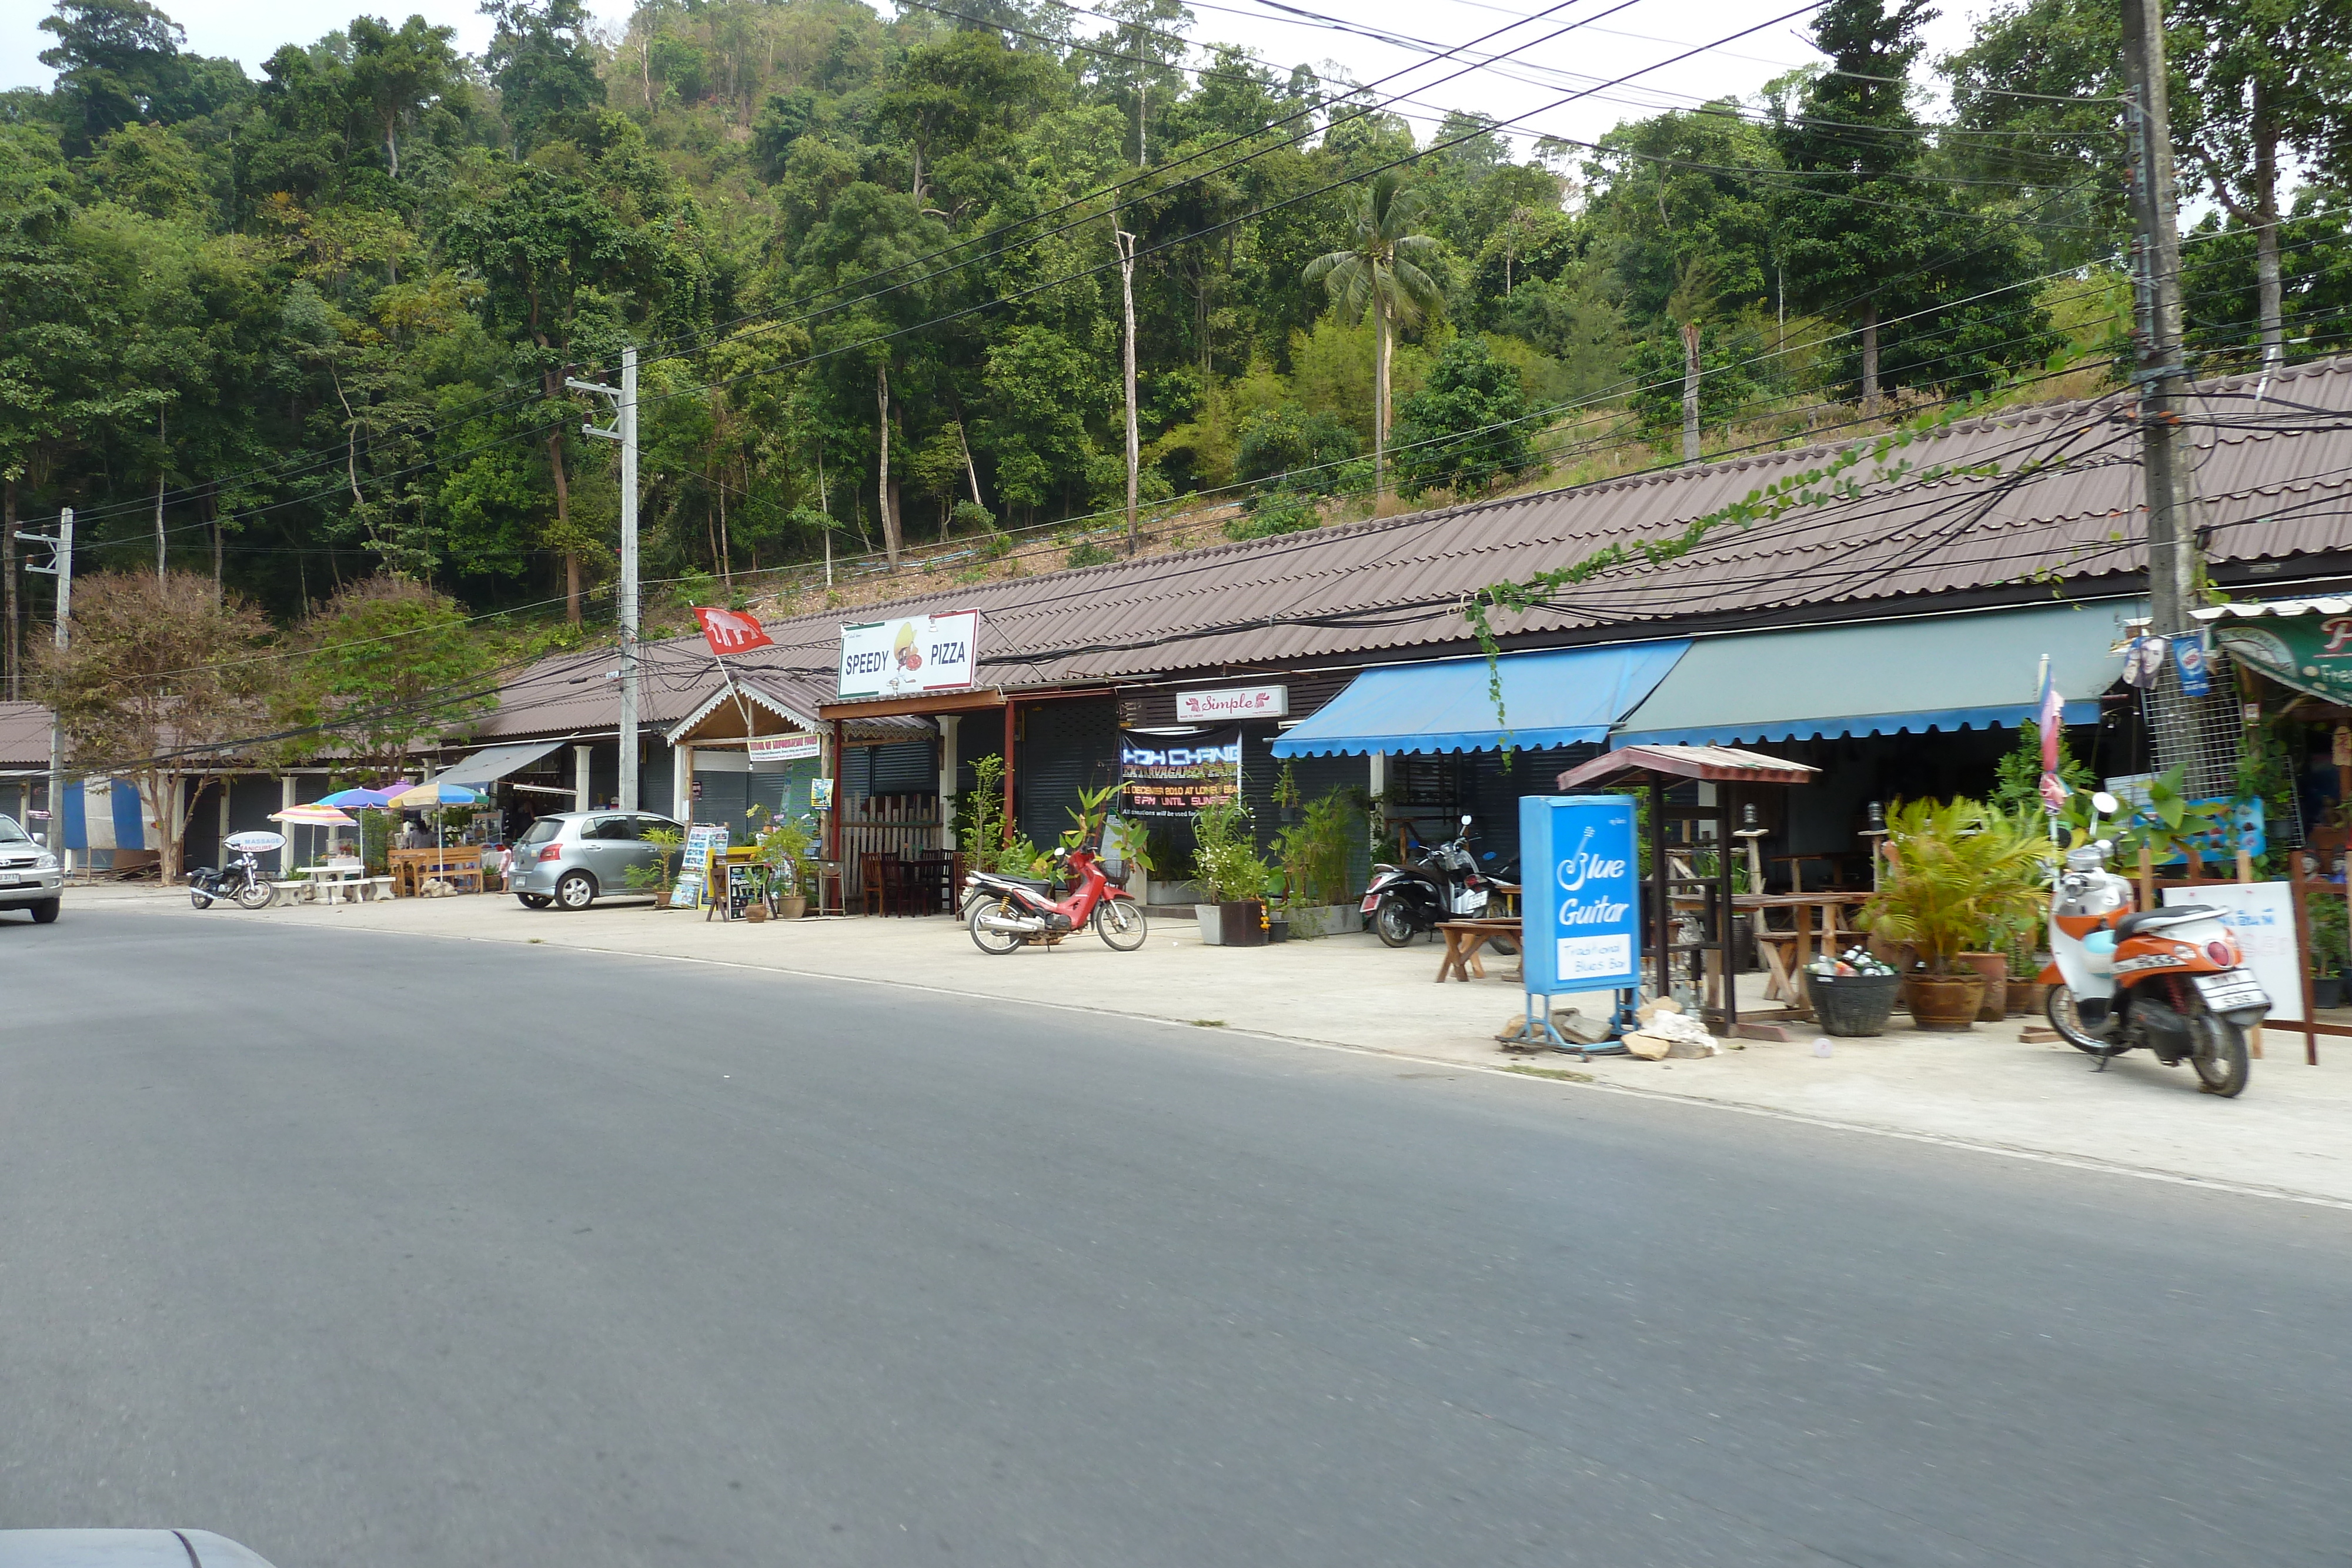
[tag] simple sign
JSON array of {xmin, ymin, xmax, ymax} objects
[
  {"xmin": 2164, "ymin": 882, "xmax": 2300, "ymax": 1024},
  {"xmin": 838, "ymin": 610, "xmax": 981, "ymax": 700},
  {"xmin": 670, "ymin": 823, "xmax": 730, "ymax": 910},
  {"xmin": 747, "ymin": 733, "xmax": 823, "ymax": 764},
  {"xmin": 693, "ymin": 607, "xmax": 774, "ymax": 656},
  {"xmin": 1519, "ymin": 794, "xmax": 1642, "ymax": 996},
  {"xmin": 1175, "ymin": 685, "xmax": 1288, "ymax": 723},
  {"xmin": 1121, "ymin": 732, "xmax": 1241, "ymax": 816}
]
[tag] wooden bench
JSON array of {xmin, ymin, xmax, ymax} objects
[{"xmin": 1436, "ymin": 918, "xmax": 1521, "ymax": 983}]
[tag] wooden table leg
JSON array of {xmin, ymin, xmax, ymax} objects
[
  {"xmin": 1793, "ymin": 904, "xmax": 1815, "ymax": 1017},
  {"xmin": 1435, "ymin": 929, "xmax": 1460, "ymax": 982},
  {"xmin": 1762, "ymin": 941, "xmax": 1794, "ymax": 1004}
]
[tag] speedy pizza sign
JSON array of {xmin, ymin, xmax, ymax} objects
[{"xmin": 837, "ymin": 610, "xmax": 981, "ymax": 699}]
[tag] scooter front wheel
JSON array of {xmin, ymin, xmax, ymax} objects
[
  {"xmin": 1374, "ymin": 897, "xmax": 1418, "ymax": 948},
  {"xmin": 968, "ymin": 895, "xmax": 1027, "ymax": 956},
  {"xmin": 1093, "ymin": 898, "xmax": 1148, "ymax": 951},
  {"xmin": 2045, "ymin": 984, "xmax": 2112, "ymax": 1056}
]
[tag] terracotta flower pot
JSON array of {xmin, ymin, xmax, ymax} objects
[
  {"xmin": 2009, "ymin": 980, "xmax": 2050, "ymax": 1018},
  {"xmin": 1956, "ymin": 952, "xmax": 2009, "ymax": 1022},
  {"xmin": 1903, "ymin": 972, "xmax": 1986, "ymax": 1032}
]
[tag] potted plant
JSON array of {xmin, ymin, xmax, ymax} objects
[
  {"xmin": 1860, "ymin": 797, "xmax": 2047, "ymax": 1031},
  {"xmin": 628, "ymin": 825, "xmax": 687, "ymax": 902},
  {"xmin": 2308, "ymin": 892, "xmax": 2348, "ymax": 1011},
  {"xmin": 1272, "ymin": 787, "xmax": 1364, "ymax": 938},
  {"xmin": 1191, "ymin": 798, "xmax": 1270, "ymax": 946}
]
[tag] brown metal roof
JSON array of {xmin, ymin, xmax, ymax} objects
[
  {"xmin": 1558, "ymin": 745, "xmax": 1822, "ymax": 789},
  {"xmin": 0, "ymin": 702, "xmax": 49, "ymax": 770},
  {"xmin": 467, "ymin": 356, "xmax": 2352, "ymax": 737}
]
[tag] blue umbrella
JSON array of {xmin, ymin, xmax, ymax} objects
[{"xmin": 318, "ymin": 783, "xmax": 411, "ymax": 809}]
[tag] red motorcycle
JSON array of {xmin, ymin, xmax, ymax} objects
[{"xmin": 965, "ymin": 844, "xmax": 1150, "ymax": 955}]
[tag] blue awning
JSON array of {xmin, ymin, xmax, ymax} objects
[
  {"xmin": 1271, "ymin": 640, "xmax": 1690, "ymax": 757},
  {"xmin": 1611, "ymin": 601, "xmax": 2140, "ymax": 748}
]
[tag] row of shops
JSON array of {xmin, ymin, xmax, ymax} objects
[{"xmin": 6, "ymin": 358, "xmax": 2351, "ymax": 908}]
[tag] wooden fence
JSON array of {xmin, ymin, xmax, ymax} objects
[{"xmin": 838, "ymin": 794, "xmax": 941, "ymax": 895}]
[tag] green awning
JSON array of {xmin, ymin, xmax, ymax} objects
[{"xmin": 1611, "ymin": 603, "xmax": 2139, "ymax": 747}]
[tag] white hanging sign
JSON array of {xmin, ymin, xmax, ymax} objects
[
  {"xmin": 747, "ymin": 734, "xmax": 823, "ymax": 763},
  {"xmin": 1174, "ymin": 684, "xmax": 1288, "ymax": 723}
]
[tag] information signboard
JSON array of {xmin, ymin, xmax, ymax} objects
[
  {"xmin": 1120, "ymin": 731, "xmax": 1241, "ymax": 816},
  {"xmin": 670, "ymin": 823, "xmax": 730, "ymax": 909},
  {"xmin": 1519, "ymin": 794, "xmax": 1642, "ymax": 997},
  {"xmin": 2163, "ymin": 882, "xmax": 2301, "ymax": 1024},
  {"xmin": 837, "ymin": 610, "xmax": 980, "ymax": 699}
]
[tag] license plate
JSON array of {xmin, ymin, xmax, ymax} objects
[
  {"xmin": 0, "ymin": 872, "xmax": 17, "ymax": 886},
  {"xmin": 1359, "ymin": 894, "xmax": 1379, "ymax": 912},
  {"xmin": 2194, "ymin": 972, "xmax": 2270, "ymax": 1012}
]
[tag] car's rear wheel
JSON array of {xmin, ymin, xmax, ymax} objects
[
  {"xmin": 517, "ymin": 892, "xmax": 552, "ymax": 909},
  {"xmin": 28, "ymin": 898, "xmax": 59, "ymax": 924},
  {"xmin": 554, "ymin": 871, "xmax": 596, "ymax": 911}
]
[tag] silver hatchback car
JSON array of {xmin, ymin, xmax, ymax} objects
[{"xmin": 509, "ymin": 810, "xmax": 685, "ymax": 911}]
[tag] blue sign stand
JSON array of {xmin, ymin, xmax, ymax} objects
[{"xmin": 1519, "ymin": 795, "xmax": 1644, "ymax": 1058}]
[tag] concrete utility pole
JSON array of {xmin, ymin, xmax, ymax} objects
[
  {"xmin": 16, "ymin": 507, "xmax": 69, "ymax": 861},
  {"xmin": 1115, "ymin": 228, "xmax": 1141, "ymax": 557},
  {"xmin": 570, "ymin": 347, "xmax": 640, "ymax": 811},
  {"xmin": 2121, "ymin": 0, "xmax": 2200, "ymax": 636}
]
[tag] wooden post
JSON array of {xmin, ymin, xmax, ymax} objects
[
  {"xmin": 1649, "ymin": 778, "xmax": 1668, "ymax": 1003},
  {"xmin": 2290, "ymin": 851, "xmax": 2319, "ymax": 1066},
  {"xmin": 2137, "ymin": 841, "xmax": 2154, "ymax": 910},
  {"xmin": 1001, "ymin": 700, "xmax": 1017, "ymax": 847}
]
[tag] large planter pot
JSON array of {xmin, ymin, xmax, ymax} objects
[
  {"xmin": 2313, "ymin": 974, "xmax": 2347, "ymax": 1011},
  {"xmin": 1194, "ymin": 901, "xmax": 1268, "ymax": 947},
  {"xmin": 777, "ymin": 895, "xmax": 807, "ymax": 920},
  {"xmin": 1281, "ymin": 904, "xmax": 1358, "ymax": 940},
  {"xmin": 1148, "ymin": 877, "xmax": 1203, "ymax": 907},
  {"xmin": 2009, "ymin": 979, "xmax": 2050, "ymax": 1018},
  {"xmin": 1809, "ymin": 971, "xmax": 1903, "ymax": 1037},
  {"xmin": 1956, "ymin": 952, "xmax": 2009, "ymax": 1022},
  {"xmin": 1903, "ymin": 973, "xmax": 1986, "ymax": 1032}
]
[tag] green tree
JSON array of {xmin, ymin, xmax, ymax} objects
[
  {"xmin": 481, "ymin": 0, "xmax": 602, "ymax": 152},
  {"xmin": 1390, "ymin": 335, "xmax": 1533, "ymax": 499},
  {"xmin": 348, "ymin": 15, "xmax": 466, "ymax": 181},
  {"xmin": 1302, "ymin": 169, "xmax": 1444, "ymax": 502}
]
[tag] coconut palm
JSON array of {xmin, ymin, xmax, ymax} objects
[{"xmin": 1303, "ymin": 170, "xmax": 1445, "ymax": 502}]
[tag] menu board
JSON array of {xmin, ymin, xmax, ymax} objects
[
  {"xmin": 670, "ymin": 823, "xmax": 730, "ymax": 909},
  {"xmin": 1120, "ymin": 731, "xmax": 1241, "ymax": 817}
]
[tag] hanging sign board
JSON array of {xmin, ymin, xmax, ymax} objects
[
  {"xmin": 837, "ymin": 610, "xmax": 981, "ymax": 699},
  {"xmin": 1121, "ymin": 731, "xmax": 1241, "ymax": 817},
  {"xmin": 1175, "ymin": 685, "xmax": 1288, "ymax": 723},
  {"xmin": 2211, "ymin": 613, "xmax": 2352, "ymax": 704},
  {"xmin": 2164, "ymin": 883, "xmax": 2300, "ymax": 1024},
  {"xmin": 1519, "ymin": 795, "xmax": 1642, "ymax": 995},
  {"xmin": 747, "ymin": 733, "xmax": 823, "ymax": 764}
]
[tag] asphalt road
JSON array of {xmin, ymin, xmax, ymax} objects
[{"xmin": 4, "ymin": 905, "xmax": 2347, "ymax": 1568}]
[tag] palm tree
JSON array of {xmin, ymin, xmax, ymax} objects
[{"xmin": 1302, "ymin": 170, "xmax": 1444, "ymax": 503}]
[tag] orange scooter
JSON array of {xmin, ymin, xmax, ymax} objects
[{"xmin": 2042, "ymin": 790, "xmax": 2268, "ymax": 1096}]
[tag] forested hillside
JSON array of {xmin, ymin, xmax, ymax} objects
[{"xmin": 4, "ymin": 0, "xmax": 2348, "ymax": 686}]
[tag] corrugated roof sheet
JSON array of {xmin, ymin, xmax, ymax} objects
[
  {"xmin": 0, "ymin": 702, "xmax": 49, "ymax": 769},
  {"xmin": 469, "ymin": 357, "xmax": 2352, "ymax": 739}
]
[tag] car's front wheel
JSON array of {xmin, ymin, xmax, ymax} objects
[
  {"xmin": 27, "ymin": 898, "xmax": 59, "ymax": 924},
  {"xmin": 554, "ymin": 871, "xmax": 596, "ymax": 911}
]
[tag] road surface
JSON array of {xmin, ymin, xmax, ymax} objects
[{"xmin": 4, "ymin": 905, "xmax": 2345, "ymax": 1566}]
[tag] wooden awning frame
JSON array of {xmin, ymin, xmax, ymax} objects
[{"xmin": 1558, "ymin": 743, "xmax": 1820, "ymax": 791}]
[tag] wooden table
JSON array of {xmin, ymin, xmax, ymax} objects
[
  {"xmin": 389, "ymin": 845, "xmax": 484, "ymax": 896},
  {"xmin": 1735, "ymin": 892, "xmax": 1870, "ymax": 1014},
  {"xmin": 1436, "ymin": 918, "xmax": 1521, "ymax": 983}
]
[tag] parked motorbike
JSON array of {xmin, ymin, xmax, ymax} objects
[
  {"xmin": 965, "ymin": 842, "xmax": 1150, "ymax": 954},
  {"xmin": 1361, "ymin": 814, "xmax": 1514, "ymax": 951},
  {"xmin": 2043, "ymin": 790, "xmax": 2267, "ymax": 1096},
  {"xmin": 188, "ymin": 832, "xmax": 284, "ymax": 911}
]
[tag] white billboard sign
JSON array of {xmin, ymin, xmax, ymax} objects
[
  {"xmin": 838, "ymin": 610, "xmax": 981, "ymax": 700},
  {"xmin": 2163, "ymin": 882, "xmax": 2303, "ymax": 1024},
  {"xmin": 1174, "ymin": 684, "xmax": 1288, "ymax": 723},
  {"xmin": 747, "ymin": 734, "xmax": 823, "ymax": 764}
]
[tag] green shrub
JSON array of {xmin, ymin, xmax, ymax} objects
[
  {"xmin": 1066, "ymin": 539, "xmax": 1115, "ymax": 569},
  {"xmin": 1192, "ymin": 798, "xmax": 1270, "ymax": 903},
  {"xmin": 1224, "ymin": 490, "xmax": 1319, "ymax": 540}
]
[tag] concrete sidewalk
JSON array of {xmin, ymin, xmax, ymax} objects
[{"xmin": 82, "ymin": 883, "xmax": 2352, "ymax": 1208}]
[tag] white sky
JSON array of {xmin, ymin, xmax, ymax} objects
[{"xmin": 0, "ymin": 0, "xmax": 1992, "ymax": 153}]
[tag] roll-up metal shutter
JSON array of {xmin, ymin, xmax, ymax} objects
[
  {"xmin": 1014, "ymin": 699, "xmax": 1120, "ymax": 848},
  {"xmin": 866, "ymin": 738, "xmax": 937, "ymax": 796}
]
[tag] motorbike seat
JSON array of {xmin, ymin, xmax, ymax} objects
[
  {"xmin": 975, "ymin": 872, "xmax": 1056, "ymax": 894},
  {"xmin": 2114, "ymin": 905, "xmax": 2214, "ymax": 939}
]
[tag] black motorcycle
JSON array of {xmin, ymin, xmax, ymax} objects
[
  {"xmin": 1361, "ymin": 814, "xmax": 1515, "ymax": 951},
  {"xmin": 189, "ymin": 834, "xmax": 281, "ymax": 910}
]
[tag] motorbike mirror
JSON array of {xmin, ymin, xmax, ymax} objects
[
  {"xmin": 2090, "ymin": 790, "xmax": 2120, "ymax": 817},
  {"xmin": 1460, "ymin": 814, "xmax": 1473, "ymax": 827}
]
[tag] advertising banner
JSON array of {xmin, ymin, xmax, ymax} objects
[
  {"xmin": 1519, "ymin": 794, "xmax": 1642, "ymax": 996},
  {"xmin": 1120, "ymin": 731, "xmax": 1241, "ymax": 817},
  {"xmin": 2210, "ymin": 612, "xmax": 2352, "ymax": 704},
  {"xmin": 747, "ymin": 733, "xmax": 823, "ymax": 763},
  {"xmin": 837, "ymin": 610, "xmax": 981, "ymax": 700},
  {"xmin": 693, "ymin": 607, "xmax": 774, "ymax": 656}
]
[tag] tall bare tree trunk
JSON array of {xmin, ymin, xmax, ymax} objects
[
  {"xmin": 2254, "ymin": 83, "xmax": 2284, "ymax": 372},
  {"xmin": 717, "ymin": 476, "xmax": 731, "ymax": 591},
  {"xmin": 2, "ymin": 475, "xmax": 16, "ymax": 701},
  {"xmin": 1681, "ymin": 320, "xmax": 1703, "ymax": 466},
  {"xmin": 1117, "ymin": 228, "xmax": 1140, "ymax": 556},
  {"xmin": 544, "ymin": 370, "xmax": 578, "ymax": 624},
  {"xmin": 877, "ymin": 364, "xmax": 900, "ymax": 568},
  {"xmin": 155, "ymin": 409, "xmax": 168, "ymax": 583},
  {"xmin": 1374, "ymin": 302, "xmax": 1391, "ymax": 506},
  {"xmin": 1859, "ymin": 300, "xmax": 1881, "ymax": 419},
  {"xmin": 208, "ymin": 491, "xmax": 222, "ymax": 604}
]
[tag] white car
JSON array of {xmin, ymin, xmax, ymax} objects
[{"xmin": 0, "ymin": 814, "xmax": 62, "ymax": 923}]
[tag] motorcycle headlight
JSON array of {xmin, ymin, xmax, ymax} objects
[{"xmin": 33, "ymin": 852, "xmax": 56, "ymax": 871}]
